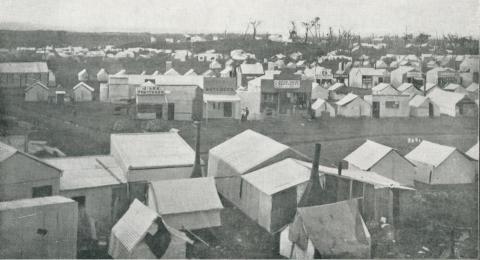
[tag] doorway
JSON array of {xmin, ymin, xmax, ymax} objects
[
  {"xmin": 392, "ymin": 190, "xmax": 400, "ymax": 226},
  {"xmin": 223, "ymin": 102, "xmax": 232, "ymax": 117},
  {"xmin": 155, "ymin": 105, "xmax": 163, "ymax": 119},
  {"xmin": 428, "ymin": 103, "xmax": 434, "ymax": 117},
  {"xmin": 167, "ymin": 103, "xmax": 175, "ymax": 120},
  {"xmin": 372, "ymin": 101, "xmax": 380, "ymax": 118}
]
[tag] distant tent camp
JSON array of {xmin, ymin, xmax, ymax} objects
[
  {"xmin": 109, "ymin": 199, "xmax": 192, "ymax": 259},
  {"xmin": 280, "ymin": 199, "xmax": 371, "ymax": 259}
]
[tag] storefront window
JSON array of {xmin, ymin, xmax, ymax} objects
[{"xmin": 385, "ymin": 101, "xmax": 400, "ymax": 109}]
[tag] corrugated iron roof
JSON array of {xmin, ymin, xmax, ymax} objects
[
  {"xmin": 405, "ymin": 140, "xmax": 456, "ymax": 167},
  {"xmin": 336, "ymin": 93, "xmax": 359, "ymax": 106},
  {"xmin": 111, "ymin": 132, "xmax": 195, "ymax": 170},
  {"xmin": 240, "ymin": 63, "xmax": 264, "ymax": 75},
  {"xmin": 241, "ymin": 158, "xmax": 311, "ymax": 195},
  {"xmin": 409, "ymin": 95, "xmax": 429, "ymax": 108},
  {"xmin": 397, "ymin": 83, "xmax": 414, "ymax": 93},
  {"xmin": 344, "ymin": 140, "xmax": 393, "ymax": 170},
  {"xmin": 0, "ymin": 62, "xmax": 48, "ymax": 73},
  {"xmin": 0, "ymin": 141, "xmax": 18, "ymax": 162},
  {"xmin": 149, "ymin": 177, "xmax": 223, "ymax": 215}
]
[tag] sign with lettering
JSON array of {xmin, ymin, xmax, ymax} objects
[
  {"xmin": 273, "ymin": 80, "xmax": 301, "ymax": 89},
  {"xmin": 136, "ymin": 85, "xmax": 166, "ymax": 95}
]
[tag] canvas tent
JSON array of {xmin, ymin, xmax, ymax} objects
[
  {"xmin": 343, "ymin": 140, "xmax": 415, "ymax": 186},
  {"xmin": 72, "ymin": 82, "xmax": 94, "ymax": 102},
  {"xmin": 427, "ymin": 88, "xmax": 477, "ymax": 117},
  {"xmin": 311, "ymin": 98, "xmax": 335, "ymax": 117},
  {"xmin": 466, "ymin": 142, "xmax": 478, "ymax": 161},
  {"xmin": 409, "ymin": 95, "xmax": 440, "ymax": 117},
  {"xmin": 280, "ymin": 199, "xmax": 371, "ymax": 259},
  {"xmin": 147, "ymin": 177, "xmax": 223, "ymax": 230},
  {"xmin": 335, "ymin": 93, "xmax": 372, "ymax": 117},
  {"xmin": 405, "ymin": 140, "xmax": 477, "ymax": 185},
  {"xmin": 239, "ymin": 158, "xmax": 311, "ymax": 233},
  {"xmin": 207, "ymin": 130, "xmax": 309, "ymax": 207},
  {"xmin": 109, "ymin": 199, "xmax": 192, "ymax": 259}
]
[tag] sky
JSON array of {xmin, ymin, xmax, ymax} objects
[{"xmin": 0, "ymin": 0, "xmax": 478, "ymax": 37}]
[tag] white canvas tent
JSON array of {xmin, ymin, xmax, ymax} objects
[
  {"xmin": 280, "ymin": 199, "xmax": 371, "ymax": 259},
  {"xmin": 311, "ymin": 98, "xmax": 335, "ymax": 117},
  {"xmin": 409, "ymin": 95, "xmax": 440, "ymax": 117},
  {"xmin": 109, "ymin": 199, "xmax": 192, "ymax": 259},
  {"xmin": 207, "ymin": 130, "xmax": 309, "ymax": 207},
  {"xmin": 147, "ymin": 177, "xmax": 223, "ymax": 230},
  {"xmin": 405, "ymin": 140, "xmax": 476, "ymax": 185}
]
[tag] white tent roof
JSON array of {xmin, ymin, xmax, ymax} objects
[
  {"xmin": 241, "ymin": 158, "xmax": 310, "ymax": 195},
  {"xmin": 409, "ymin": 95, "xmax": 429, "ymax": 108},
  {"xmin": 444, "ymin": 83, "xmax": 463, "ymax": 91},
  {"xmin": 336, "ymin": 93, "xmax": 359, "ymax": 106},
  {"xmin": 397, "ymin": 83, "xmax": 414, "ymax": 93},
  {"xmin": 149, "ymin": 177, "xmax": 223, "ymax": 215},
  {"xmin": 466, "ymin": 142, "xmax": 478, "ymax": 160},
  {"xmin": 111, "ymin": 132, "xmax": 195, "ymax": 170},
  {"xmin": 328, "ymin": 82, "xmax": 345, "ymax": 91},
  {"xmin": 405, "ymin": 140, "xmax": 456, "ymax": 167},
  {"xmin": 240, "ymin": 63, "xmax": 264, "ymax": 74},
  {"xmin": 372, "ymin": 83, "xmax": 397, "ymax": 94},
  {"xmin": 311, "ymin": 98, "xmax": 330, "ymax": 110},
  {"xmin": 343, "ymin": 140, "xmax": 393, "ymax": 170},
  {"xmin": 427, "ymin": 88, "xmax": 467, "ymax": 116},
  {"xmin": 184, "ymin": 69, "xmax": 197, "ymax": 76},
  {"xmin": 209, "ymin": 129, "xmax": 293, "ymax": 175},
  {"xmin": 164, "ymin": 68, "xmax": 180, "ymax": 76},
  {"xmin": 466, "ymin": 83, "xmax": 479, "ymax": 92}
]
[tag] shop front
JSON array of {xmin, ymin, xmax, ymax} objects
[{"xmin": 260, "ymin": 72, "xmax": 312, "ymax": 117}]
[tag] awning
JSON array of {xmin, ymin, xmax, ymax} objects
[{"xmin": 203, "ymin": 94, "xmax": 241, "ymax": 103}]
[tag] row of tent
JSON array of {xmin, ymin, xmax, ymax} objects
[{"xmin": 25, "ymin": 81, "xmax": 95, "ymax": 103}]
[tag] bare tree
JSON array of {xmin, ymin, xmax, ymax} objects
[
  {"xmin": 302, "ymin": 21, "xmax": 313, "ymax": 43},
  {"xmin": 250, "ymin": 20, "xmax": 262, "ymax": 40},
  {"xmin": 311, "ymin": 17, "xmax": 321, "ymax": 44},
  {"xmin": 289, "ymin": 21, "xmax": 298, "ymax": 42}
]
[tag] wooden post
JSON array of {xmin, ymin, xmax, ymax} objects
[{"xmin": 348, "ymin": 179, "xmax": 353, "ymax": 199}]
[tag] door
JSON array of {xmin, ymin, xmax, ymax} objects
[
  {"xmin": 155, "ymin": 104, "xmax": 163, "ymax": 119},
  {"xmin": 428, "ymin": 103, "xmax": 434, "ymax": 117},
  {"xmin": 57, "ymin": 94, "xmax": 64, "ymax": 105},
  {"xmin": 223, "ymin": 102, "xmax": 232, "ymax": 117},
  {"xmin": 372, "ymin": 101, "xmax": 380, "ymax": 118},
  {"xmin": 392, "ymin": 189, "xmax": 400, "ymax": 226},
  {"xmin": 167, "ymin": 103, "xmax": 175, "ymax": 120}
]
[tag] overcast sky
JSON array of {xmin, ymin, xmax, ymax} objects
[{"xmin": 0, "ymin": 0, "xmax": 478, "ymax": 36}]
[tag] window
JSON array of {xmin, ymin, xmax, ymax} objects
[
  {"xmin": 385, "ymin": 101, "xmax": 400, "ymax": 109},
  {"xmin": 32, "ymin": 185, "xmax": 53, "ymax": 198},
  {"xmin": 72, "ymin": 196, "xmax": 86, "ymax": 207}
]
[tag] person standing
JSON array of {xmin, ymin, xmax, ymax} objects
[
  {"xmin": 245, "ymin": 107, "xmax": 249, "ymax": 121},
  {"xmin": 241, "ymin": 108, "xmax": 246, "ymax": 122}
]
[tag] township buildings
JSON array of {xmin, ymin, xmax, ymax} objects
[{"xmin": 0, "ymin": 62, "xmax": 50, "ymax": 95}]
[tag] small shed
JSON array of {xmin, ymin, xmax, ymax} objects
[
  {"xmin": 109, "ymin": 199, "xmax": 192, "ymax": 259},
  {"xmin": 97, "ymin": 68, "xmax": 109, "ymax": 82},
  {"xmin": 280, "ymin": 199, "xmax": 371, "ymax": 259},
  {"xmin": 335, "ymin": 93, "xmax": 371, "ymax": 117},
  {"xmin": 239, "ymin": 158, "xmax": 311, "ymax": 233},
  {"xmin": 409, "ymin": 95, "xmax": 440, "ymax": 117},
  {"xmin": 147, "ymin": 177, "xmax": 223, "ymax": 230},
  {"xmin": 78, "ymin": 69, "xmax": 89, "ymax": 82},
  {"xmin": 405, "ymin": 140, "xmax": 477, "ymax": 185},
  {"xmin": 311, "ymin": 98, "xmax": 335, "ymax": 117},
  {"xmin": 72, "ymin": 82, "xmax": 94, "ymax": 102},
  {"xmin": 25, "ymin": 81, "xmax": 49, "ymax": 102},
  {"xmin": 0, "ymin": 196, "xmax": 78, "ymax": 258},
  {"xmin": 343, "ymin": 140, "xmax": 415, "ymax": 186},
  {"xmin": 207, "ymin": 130, "xmax": 309, "ymax": 208}
]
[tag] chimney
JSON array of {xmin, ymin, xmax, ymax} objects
[
  {"xmin": 337, "ymin": 162, "xmax": 342, "ymax": 176},
  {"xmin": 190, "ymin": 121, "xmax": 203, "ymax": 178},
  {"xmin": 298, "ymin": 143, "xmax": 324, "ymax": 207},
  {"xmin": 165, "ymin": 61, "xmax": 173, "ymax": 71}
]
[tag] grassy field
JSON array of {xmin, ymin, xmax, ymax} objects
[{"xmin": 1, "ymin": 99, "xmax": 478, "ymax": 258}]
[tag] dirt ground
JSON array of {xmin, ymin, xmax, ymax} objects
[{"xmin": 1, "ymin": 99, "xmax": 478, "ymax": 258}]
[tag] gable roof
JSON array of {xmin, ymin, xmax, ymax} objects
[
  {"xmin": 465, "ymin": 142, "xmax": 478, "ymax": 161},
  {"xmin": 45, "ymin": 155, "xmax": 126, "ymax": 190},
  {"xmin": 111, "ymin": 132, "xmax": 195, "ymax": 170},
  {"xmin": 444, "ymin": 83, "xmax": 463, "ymax": 91},
  {"xmin": 25, "ymin": 81, "xmax": 49, "ymax": 92},
  {"xmin": 73, "ymin": 82, "xmax": 94, "ymax": 92},
  {"xmin": 0, "ymin": 62, "xmax": 48, "ymax": 73},
  {"xmin": 328, "ymin": 82, "xmax": 345, "ymax": 91},
  {"xmin": 0, "ymin": 141, "xmax": 62, "ymax": 173},
  {"xmin": 372, "ymin": 83, "xmax": 398, "ymax": 94},
  {"xmin": 336, "ymin": 93, "xmax": 360, "ymax": 106},
  {"xmin": 427, "ymin": 88, "xmax": 468, "ymax": 115},
  {"xmin": 466, "ymin": 83, "xmax": 479, "ymax": 92},
  {"xmin": 241, "ymin": 158, "xmax": 311, "ymax": 195},
  {"xmin": 295, "ymin": 160, "xmax": 412, "ymax": 190},
  {"xmin": 397, "ymin": 83, "xmax": 414, "ymax": 93},
  {"xmin": 405, "ymin": 140, "xmax": 456, "ymax": 167},
  {"xmin": 290, "ymin": 199, "xmax": 370, "ymax": 258},
  {"xmin": 184, "ymin": 69, "xmax": 197, "ymax": 76},
  {"xmin": 149, "ymin": 177, "xmax": 223, "ymax": 215},
  {"xmin": 0, "ymin": 196, "xmax": 74, "ymax": 211},
  {"xmin": 209, "ymin": 129, "xmax": 303, "ymax": 175},
  {"xmin": 311, "ymin": 98, "xmax": 332, "ymax": 110},
  {"xmin": 409, "ymin": 95, "xmax": 430, "ymax": 108},
  {"xmin": 350, "ymin": 67, "xmax": 387, "ymax": 76},
  {"xmin": 164, "ymin": 68, "xmax": 180, "ymax": 76},
  {"xmin": 343, "ymin": 140, "xmax": 394, "ymax": 170}
]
